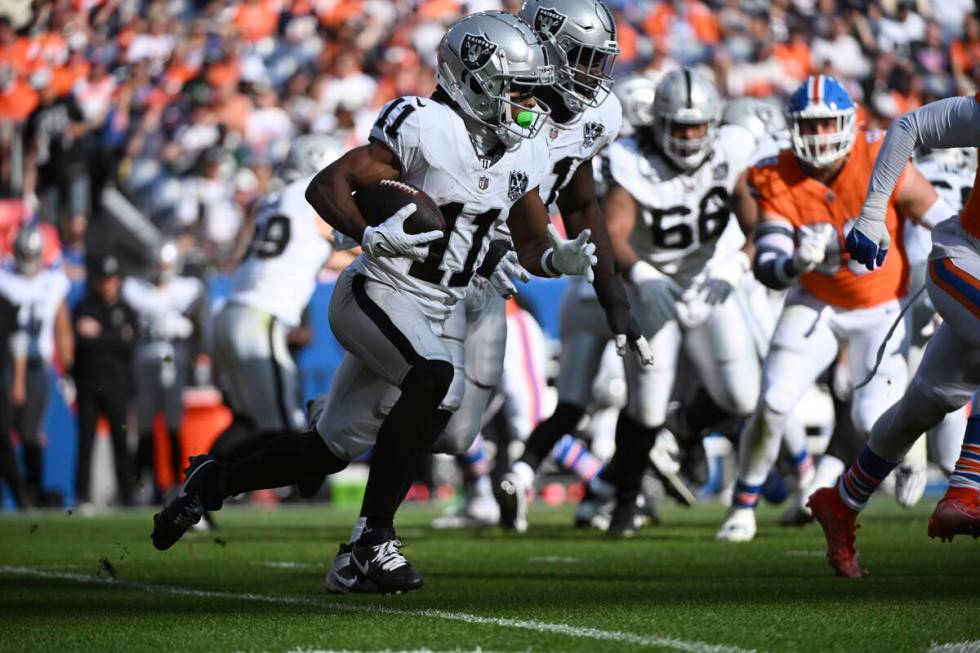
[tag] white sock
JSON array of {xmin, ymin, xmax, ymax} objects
[
  {"xmin": 349, "ymin": 516, "xmax": 367, "ymax": 544},
  {"xmin": 511, "ymin": 460, "xmax": 535, "ymax": 489}
]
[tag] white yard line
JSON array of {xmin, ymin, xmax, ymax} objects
[
  {"xmin": 527, "ymin": 556, "xmax": 583, "ymax": 564},
  {"xmin": 929, "ymin": 642, "xmax": 980, "ymax": 653},
  {"xmin": 253, "ymin": 561, "xmax": 324, "ymax": 570},
  {"xmin": 1, "ymin": 565, "xmax": 761, "ymax": 653}
]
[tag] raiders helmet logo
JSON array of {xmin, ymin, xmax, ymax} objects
[
  {"xmin": 534, "ymin": 6, "xmax": 566, "ymax": 36},
  {"xmin": 508, "ymin": 170, "xmax": 529, "ymax": 202},
  {"xmin": 582, "ymin": 122, "xmax": 604, "ymax": 148},
  {"xmin": 712, "ymin": 162, "xmax": 729, "ymax": 180},
  {"xmin": 461, "ymin": 33, "xmax": 497, "ymax": 71}
]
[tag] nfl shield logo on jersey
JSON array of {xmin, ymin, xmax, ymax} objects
[
  {"xmin": 479, "ymin": 176, "xmax": 490, "ymax": 191},
  {"xmin": 508, "ymin": 170, "xmax": 529, "ymax": 202},
  {"xmin": 712, "ymin": 162, "xmax": 729, "ymax": 180},
  {"xmin": 534, "ymin": 7, "xmax": 566, "ymax": 35},
  {"xmin": 583, "ymin": 122, "xmax": 604, "ymax": 148},
  {"xmin": 461, "ymin": 33, "xmax": 497, "ymax": 71}
]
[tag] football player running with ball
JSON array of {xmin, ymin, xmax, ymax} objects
[
  {"xmin": 810, "ymin": 93, "xmax": 980, "ymax": 578},
  {"xmin": 716, "ymin": 75, "xmax": 950, "ymax": 543},
  {"xmin": 151, "ymin": 12, "xmax": 597, "ymax": 595}
]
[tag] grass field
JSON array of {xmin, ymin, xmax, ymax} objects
[{"xmin": 1, "ymin": 500, "xmax": 978, "ymax": 653}]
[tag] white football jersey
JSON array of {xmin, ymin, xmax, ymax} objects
[
  {"xmin": 608, "ymin": 124, "xmax": 756, "ymax": 285},
  {"xmin": 539, "ymin": 94, "xmax": 623, "ymax": 212},
  {"xmin": 354, "ymin": 96, "xmax": 549, "ymax": 322},
  {"xmin": 123, "ymin": 276, "xmax": 204, "ymax": 341},
  {"xmin": 916, "ymin": 149, "xmax": 975, "ymax": 214},
  {"xmin": 0, "ymin": 267, "xmax": 69, "ymax": 362},
  {"xmin": 229, "ymin": 175, "xmax": 332, "ymax": 327}
]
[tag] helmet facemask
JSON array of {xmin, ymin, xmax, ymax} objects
[
  {"xmin": 658, "ymin": 114, "xmax": 717, "ymax": 171},
  {"xmin": 546, "ymin": 34, "xmax": 618, "ymax": 112},
  {"xmin": 440, "ymin": 60, "xmax": 554, "ymax": 148},
  {"xmin": 790, "ymin": 111, "xmax": 856, "ymax": 168}
]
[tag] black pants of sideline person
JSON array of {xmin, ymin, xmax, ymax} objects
[{"xmin": 75, "ymin": 387, "xmax": 133, "ymax": 506}]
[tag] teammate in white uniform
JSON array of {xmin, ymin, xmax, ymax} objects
[
  {"xmin": 498, "ymin": 67, "xmax": 655, "ymax": 535},
  {"xmin": 152, "ymin": 12, "xmax": 597, "ymax": 594},
  {"xmin": 209, "ymin": 135, "xmax": 340, "ymax": 469},
  {"xmin": 124, "ymin": 241, "xmax": 204, "ymax": 495},
  {"xmin": 0, "ymin": 223, "xmax": 72, "ymax": 505},
  {"xmin": 811, "ymin": 94, "xmax": 980, "ymax": 578},
  {"xmin": 601, "ymin": 68, "xmax": 763, "ymax": 535}
]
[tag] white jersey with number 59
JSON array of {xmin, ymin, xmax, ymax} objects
[
  {"xmin": 353, "ymin": 96, "xmax": 549, "ymax": 322},
  {"xmin": 608, "ymin": 124, "xmax": 756, "ymax": 286},
  {"xmin": 229, "ymin": 175, "xmax": 333, "ymax": 328}
]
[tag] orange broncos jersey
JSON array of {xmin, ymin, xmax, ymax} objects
[
  {"xmin": 750, "ymin": 130, "xmax": 910, "ymax": 309},
  {"xmin": 957, "ymin": 94, "xmax": 980, "ymax": 239}
]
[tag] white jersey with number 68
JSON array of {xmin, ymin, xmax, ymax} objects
[{"xmin": 608, "ymin": 124, "xmax": 756, "ymax": 286}]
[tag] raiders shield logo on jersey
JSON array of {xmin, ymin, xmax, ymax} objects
[
  {"xmin": 461, "ymin": 34, "xmax": 497, "ymax": 71},
  {"xmin": 583, "ymin": 122, "xmax": 604, "ymax": 148},
  {"xmin": 712, "ymin": 162, "xmax": 729, "ymax": 180},
  {"xmin": 508, "ymin": 170, "xmax": 529, "ymax": 202},
  {"xmin": 534, "ymin": 7, "xmax": 566, "ymax": 36}
]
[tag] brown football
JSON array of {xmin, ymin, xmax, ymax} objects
[{"xmin": 353, "ymin": 180, "xmax": 445, "ymax": 235}]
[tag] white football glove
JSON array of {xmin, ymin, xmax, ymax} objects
[
  {"xmin": 792, "ymin": 227, "xmax": 831, "ymax": 274},
  {"xmin": 361, "ymin": 203, "xmax": 443, "ymax": 262},
  {"xmin": 699, "ymin": 250, "xmax": 750, "ymax": 305},
  {"xmin": 546, "ymin": 224, "xmax": 597, "ymax": 281},
  {"xmin": 615, "ymin": 333, "xmax": 655, "ymax": 366},
  {"xmin": 629, "ymin": 260, "xmax": 683, "ymax": 326},
  {"xmin": 489, "ymin": 249, "xmax": 531, "ymax": 298}
]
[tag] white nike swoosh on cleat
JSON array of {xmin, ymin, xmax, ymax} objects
[{"xmin": 330, "ymin": 571, "xmax": 358, "ymax": 589}]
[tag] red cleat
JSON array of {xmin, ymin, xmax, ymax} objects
[
  {"xmin": 807, "ymin": 487, "xmax": 862, "ymax": 578},
  {"xmin": 928, "ymin": 487, "xmax": 980, "ymax": 542}
]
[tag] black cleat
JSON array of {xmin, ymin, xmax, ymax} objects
[
  {"xmin": 607, "ymin": 497, "xmax": 641, "ymax": 538},
  {"xmin": 325, "ymin": 543, "xmax": 381, "ymax": 594},
  {"xmin": 350, "ymin": 529, "xmax": 423, "ymax": 594},
  {"xmin": 151, "ymin": 455, "xmax": 221, "ymax": 551}
]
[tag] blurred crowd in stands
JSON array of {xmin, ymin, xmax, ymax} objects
[
  {"xmin": 2, "ymin": 0, "xmax": 977, "ymax": 273},
  {"xmin": 0, "ymin": 0, "xmax": 976, "ymax": 508}
]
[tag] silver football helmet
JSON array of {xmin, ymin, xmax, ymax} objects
[
  {"xmin": 436, "ymin": 11, "xmax": 555, "ymax": 148},
  {"xmin": 722, "ymin": 97, "xmax": 789, "ymax": 144},
  {"xmin": 652, "ymin": 68, "xmax": 722, "ymax": 171},
  {"xmin": 282, "ymin": 133, "xmax": 345, "ymax": 181},
  {"xmin": 13, "ymin": 223, "xmax": 43, "ymax": 276},
  {"xmin": 613, "ymin": 74, "xmax": 656, "ymax": 131},
  {"xmin": 520, "ymin": 0, "xmax": 619, "ymax": 112}
]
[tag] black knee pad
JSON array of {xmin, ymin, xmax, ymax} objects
[
  {"xmin": 549, "ymin": 402, "xmax": 586, "ymax": 435},
  {"xmin": 402, "ymin": 359, "xmax": 454, "ymax": 406}
]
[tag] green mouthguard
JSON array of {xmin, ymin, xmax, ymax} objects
[{"xmin": 516, "ymin": 111, "xmax": 534, "ymax": 128}]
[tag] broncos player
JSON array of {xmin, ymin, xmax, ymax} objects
[
  {"xmin": 152, "ymin": 12, "xmax": 597, "ymax": 594},
  {"xmin": 209, "ymin": 134, "xmax": 342, "ymax": 464},
  {"xmin": 811, "ymin": 94, "xmax": 980, "ymax": 577},
  {"xmin": 717, "ymin": 75, "xmax": 949, "ymax": 543},
  {"xmin": 599, "ymin": 68, "xmax": 764, "ymax": 535},
  {"xmin": 497, "ymin": 70, "xmax": 657, "ymax": 534}
]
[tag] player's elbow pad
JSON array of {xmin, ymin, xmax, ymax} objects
[{"xmin": 754, "ymin": 250, "xmax": 798, "ymax": 290}]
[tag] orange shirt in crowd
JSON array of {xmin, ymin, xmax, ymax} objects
[
  {"xmin": 0, "ymin": 78, "xmax": 38, "ymax": 121},
  {"xmin": 643, "ymin": 1, "xmax": 720, "ymax": 45},
  {"xmin": 773, "ymin": 41, "xmax": 812, "ymax": 81},
  {"xmin": 750, "ymin": 130, "xmax": 910, "ymax": 309},
  {"xmin": 234, "ymin": 0, "xmax": 280, "ymax": 43},
  {"xmin": 0, "ymin": 37, "xmax": 33, "ymax": 76},
  {"xmin": 951, "ymin": 38, "xmax": 980, "ymax": 77}
]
